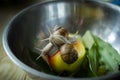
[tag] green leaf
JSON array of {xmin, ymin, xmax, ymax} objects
[
  {"xmin": 98, "ymin": 48, "xmax": 119, "ymax": 72},
  {"xmin": 87, "ymin": 45, "xmax": 99, "ymax": 76},
  {"xmin": 94, "ymin": 36, "xmax": 120, "ymax": 65},
  {"xmin": 94, "ymin": 36, "xmax": 119, "ymax": 72},
  {"xmin": 82, "ymin": 30, "xmax": 120, "ymax": 76},
  {"xmin": 82, "ymin": 31, "xmax": 99, "ymax": 76}
]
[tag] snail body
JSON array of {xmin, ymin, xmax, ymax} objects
[{"xmin": 36, "ymin": 42, "xmax": 53, "ymax": 60}]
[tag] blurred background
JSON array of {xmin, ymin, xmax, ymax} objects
[
  {"xmin": 0, "ymin": 0, "xmax": 120, "ymax": 80},
  {"xmin": 0, "ymin": 0, "xmax": 43, "ymax": 80}
]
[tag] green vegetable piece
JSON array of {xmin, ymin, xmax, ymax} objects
[
  {"xmin": 94, "ymin": 36, "xmax": 120, "ymax": 65},
  {"xmin": 82, "ymin": 30, "xmax": 120, "ymax": 76},
  {"xmin": 82, "ymin": 31, "xmax": 95, "ymax": 49},
  {"xmin": 99, "ymin": 48, "xmax": 119, "ymax": 72},
  {"xmin": 87, "ymin": 45, "xmax": 99, "ymax": 76},
  {"xmin": 82, "ymin": 30, "xmax": 99, "ymax": 76},
  {"xmin": 94, "ymin": 36, "xmax": 120, "ymax": 72}
]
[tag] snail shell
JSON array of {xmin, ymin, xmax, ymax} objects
[
  {"xmin": 53, "ymin": 27, "xmax": 68, "ymax": 39},
  {"xmin": 60, "ymin": 43, "xmax": 78, "ymax": 64},
  {"xmin": 49, "ymin": 34, "xmax": 68, "ymax": 47},
  {"xmin": 49, "ymin": 27, "xmax": 69, "ymax": 47}
]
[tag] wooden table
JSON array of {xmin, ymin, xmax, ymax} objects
[{"xmin": 0, "ymin": 1, "xmax": 41, "ymax": 80}]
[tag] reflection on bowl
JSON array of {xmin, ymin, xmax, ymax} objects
[{"xmin": 3, "ymin": 0, "xmax": 120, "ymax": 80}]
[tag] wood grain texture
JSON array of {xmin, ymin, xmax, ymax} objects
[
  {"xmin": 0, "ymin": 1, "xmax": 42, "ymax": 80},
  {"xmin": 0, "ymin": 27, "xmax": 32, "ymax": 80}
]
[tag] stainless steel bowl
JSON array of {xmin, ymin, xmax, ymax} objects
[{"xmin": 2, "ymin": 0, "xmax": 120, "ymax": 80}]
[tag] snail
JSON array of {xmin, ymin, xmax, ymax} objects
[
  {"xmin": 53, "ymin": 27, "xmax": 69, "ymax": 39},
  {"xmin": 49, "ymin": 26, "xmax": 70, "ymax": 47},
  {"xmin": 36, "ymin": 26, "xmax": 70, "ymax": 60},
  {"xmin": 35, "ymin": 42, "xmax": 53, "ymax": 61},
  {"xmin": 41, "ymin": 26, "xmax": 70, "ymax": 46},
  {"xmin": 60, "ymin": 43, "xmax": 78, "ymax": 64}
]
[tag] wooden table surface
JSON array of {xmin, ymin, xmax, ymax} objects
[{"xmin": 0, "ymin": 1, "xmax": 41, "ymax": 80}]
